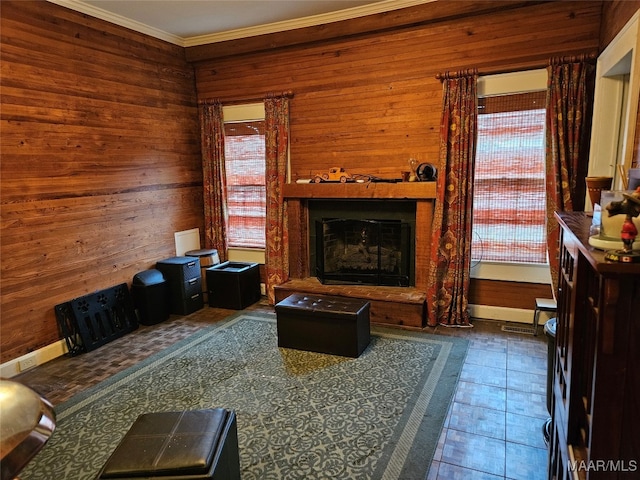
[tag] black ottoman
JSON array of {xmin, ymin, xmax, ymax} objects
[
  {"xmin": 275, "ymin": 293, "xmax": 371, "ymax": 358},
  {"xmin": 96, "ymin": 409, "xmax": 240, "ymax": 480}
]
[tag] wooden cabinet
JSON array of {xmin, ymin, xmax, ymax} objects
[{"xmin": 549, "ymin": 212, "xmax": 640, "ymax": 480}]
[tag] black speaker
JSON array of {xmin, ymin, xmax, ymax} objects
[{"xmin": 416, "ymin": 163, "xmax": 437, "ymax": 181}]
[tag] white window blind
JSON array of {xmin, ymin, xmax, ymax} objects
[
  {"xmin": 224, "ymin": 120, "xmax": 266, "ymax": 249},
  {"xmin": 472, "ymin": 91, "xmax": 548, "ymax": 264}
]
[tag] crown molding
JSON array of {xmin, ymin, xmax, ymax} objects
[
  {"xmin": 48, "ymin": 0, "xmax": 435, "ymax": 47},
  {"xmin": 47, "ymin": 0, "xmax": 185, "ymax": 45},
  {"xmin": 183, "ymin": 0, "xmax": 436, "ymax": 47}
]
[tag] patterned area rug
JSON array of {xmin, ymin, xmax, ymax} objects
[{"xmin": 22, "ymin": 311, "xmax": 468, "ymax": 480}]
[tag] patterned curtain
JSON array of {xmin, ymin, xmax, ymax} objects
[
  {"xmin": 198, "ymin": 101, "xmax": 228, "ymax": 262},
  {"xmin": 264, "ymin": 96, "xmax": 290, "ymax": 304},
  {"xmin": 545, "ymin": 57, "xmax": 595, "ymax": 291},
  {"xmin": 427, "ymin": 71, "xmax": 478, "ymax": 327}
]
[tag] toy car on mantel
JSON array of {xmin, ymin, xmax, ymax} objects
[{"xmin": 313, "ymin": 167, "xmax": 353, "ymax": 183}]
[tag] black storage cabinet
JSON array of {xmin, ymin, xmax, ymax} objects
[
  {"xmin": 131, "ymin": 269, "xmax": 171, "ymax": 325},
  {"xmin": 185, "ymin": 248, "xmax": 220, "ymax": 303},
  {"xmin": 206, "ymin": 261, "xmax": 261, "ymax": 310},
  {"xmin": 155, "ymin": 257, "xmax": 204, "ymax": 315}
]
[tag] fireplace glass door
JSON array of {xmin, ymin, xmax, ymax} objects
[{"xmin": 316, "ymin": 219, "xmax": 411, "ymax": 286}]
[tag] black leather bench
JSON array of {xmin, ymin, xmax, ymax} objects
[
  {"xmin": 96, "ymin": 409, "xmax": 240, "ymax": 480},
  {"xmin": 275, "ymin": 293, "xmax": 371, "ymax": 358}
]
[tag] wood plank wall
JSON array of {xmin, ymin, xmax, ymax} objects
[
  {"xmin": 193, "ymin": 1, "xmax": 602, "ymax": 182},
  {"xmin": 603, "ymin": 1, "xmax": 640, "ymax": 168},
  {"xmin": 600, "ymin": 0, "xmax": 640, "ymax": 49},
  {"xmin": 1, "ymin": 0, "xmax": 634, "ymax": 363},
  {"xmin": 1, "ymin": 1, "xmax": 203, "ymax": 363},
  {"xmin": 193, "ymin": 1, "xmax": 602, "ymax": 310}
]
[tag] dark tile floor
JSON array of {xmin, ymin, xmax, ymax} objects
[
  {"xmin": 427, "ymin": 319, "xmax": 550, "ymax": 480},
  {"xmin": 14, "ymin": 300, "xmax": 550, "ymax": 480}
]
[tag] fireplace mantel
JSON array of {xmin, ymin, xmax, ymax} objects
[
  {"xmin": 283, "ymin": 181, "xmax": 436, "ymax": 323},
  {"xmin": 281, "ymin": 182, "xmax": 436, "ymax": 328},
  {"xmin": 283, "ymin": 182, "xmax": 436, "ymax": 200}
]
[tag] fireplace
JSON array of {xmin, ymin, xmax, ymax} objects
[
  {"xmin": 309, "ymin": 200, "xmax": 416, "ymax": 286},
  {"xmin": 316, "ymin": 218, "xmax": 411, "ymax": 286},
  {"xmin": 279, "ymin": 183, "xmax": 436, "ymax": 328}
]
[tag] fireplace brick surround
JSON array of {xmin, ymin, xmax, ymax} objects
[{"xmin": 277, "ymin": 182, "xmax": 436, "ymax": 328}]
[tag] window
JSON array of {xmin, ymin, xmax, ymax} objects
[
  {"xmin": 472, "ymin": 92, "xmax": 547, "ymax": 263},
  {"xmin": 223, "ymin": 104, "xmax": 266, "ymax": 249},
  {"xmin": 472, "ymin": 70, "xmax": 549, "ymax": 279}
]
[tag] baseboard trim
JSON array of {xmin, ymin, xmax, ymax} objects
[
  {"xmin": 1, "ymin": 340, "xmax": 68, "ymax": 378},
  {"xmin": 1, "ymin": 304, "xmax": 552, "ymax": 377},
  {"xmin": 469, "ymin": 304, "xmax": 554, "ymax": 325}
]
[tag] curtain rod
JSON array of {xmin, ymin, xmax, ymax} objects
[
  {"xmin": 549, "ymin": 52, "xmax": 597, "ymax": 66},
  {"xmin": 198, "ymin": 90, "xmax": 294, "ymax": 106},
  {"xmin": 435, "ymin": 68, "xmax": 478, "ymax": 81},
  {"xmin": 435, "ymin": 52, "xmax": 598, "ymax": 80}
]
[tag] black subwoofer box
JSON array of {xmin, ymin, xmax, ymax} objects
[{"xmin": 206, "ymin": 261, "xmax": 261, "ymax": 310}]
